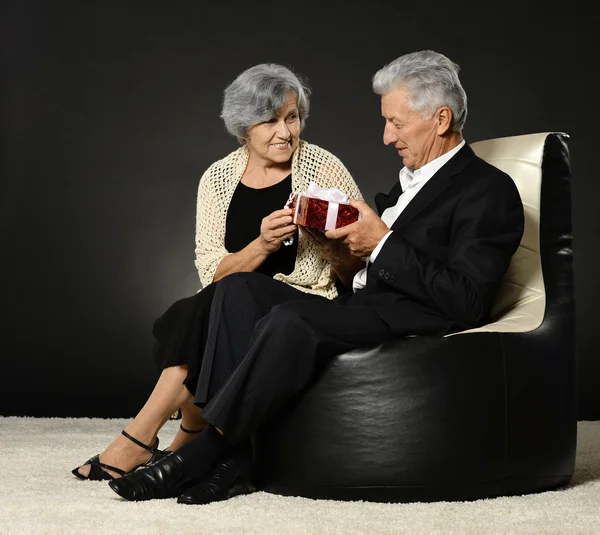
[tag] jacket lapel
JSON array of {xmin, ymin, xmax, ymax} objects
[{"xmin": 390, "ymin": 144, "xmax": 475, "ymax": 231}]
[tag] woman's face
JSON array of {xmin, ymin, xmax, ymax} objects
[{"xmin": 245, "ymin": 93, "xmax": 300, "ymax": 165}]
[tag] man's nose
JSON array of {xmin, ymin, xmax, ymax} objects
[{"xmin": 383, "ymin": 124, "xmax": 397, "ymax": 145}]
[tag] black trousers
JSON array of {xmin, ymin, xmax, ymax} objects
[{"xmin": 195, "ymin": 272, "xmax": 392, "ymax": 446}]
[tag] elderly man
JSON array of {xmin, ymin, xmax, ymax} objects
[{"xmin": 109, "ymin": 50, "xmax": 524, "ymax": 504}]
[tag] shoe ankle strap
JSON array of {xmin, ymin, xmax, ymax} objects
[
  {"xmin": 121, "ymin": 429, "xmax": 159, "ymax": 452},
  {"xmin": 180, "ymin": 424, "xmax": 203, "ymax": 434}
]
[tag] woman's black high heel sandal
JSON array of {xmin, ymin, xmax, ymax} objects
[{"xmin": 72, "ymin": 430, "xmax": 167, "ymax": 481}]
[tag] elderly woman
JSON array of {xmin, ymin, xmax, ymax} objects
[{"xmin": 72, "ymin": 63, "xmax": 363, "ymax": 483}]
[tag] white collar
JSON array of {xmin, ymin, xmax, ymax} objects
[{"xmin": 399, "ymin": 140, "xmax": 466, "ymax": 192}]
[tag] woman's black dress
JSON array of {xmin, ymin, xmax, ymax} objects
[{"xmin": 152, "ymin": 175, "xmax": 298, "ymax": 394}]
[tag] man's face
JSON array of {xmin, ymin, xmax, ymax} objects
[{"xmin": 381, "ymin": 87, "xmax": 439, "ymax": 170}]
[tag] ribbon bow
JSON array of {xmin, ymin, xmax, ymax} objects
[{"xmin": 305, "ymin": 181, "xmax": 349, "ymax": 203}]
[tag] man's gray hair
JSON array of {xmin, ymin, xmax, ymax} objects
[
  {"xmin": 372, "ymin": 50, "xmax": 468, "ymax": 132},
  {"xmin": 220, "ymin": 64, "xmax": 311, "ymax": 143}
]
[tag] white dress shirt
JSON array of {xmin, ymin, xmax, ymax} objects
[{"xmin": 352, "ymin": 141, "xmax": 466, "ymax": 292}]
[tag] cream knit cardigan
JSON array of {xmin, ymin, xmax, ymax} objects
[{"xmin": 194, "ymin": 140, "xmax": 363, "ymax": 299}]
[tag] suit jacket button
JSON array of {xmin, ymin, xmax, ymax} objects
[
  {"xmin": 390, "ymin": 275, "xmax": 396, "ymax": 282},
  {"xmin": 379, "ymin": 269, "xmax": 385, "ymax": 276},
  {"xmin": 384, "ymin": 272, "xmax": 390, "ymax": 280}
]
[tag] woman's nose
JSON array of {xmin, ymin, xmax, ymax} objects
[{"xmin": 276, "ymin": 119, "xmax": 291, "ymax": 138}]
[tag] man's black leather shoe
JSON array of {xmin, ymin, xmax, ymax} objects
[
  {"xmin": 177, "ymin": 452, "xmax": 256, "ymax": 505},
  {"xmin": 108, "ymin": 452, "xmax": 197, "ymax": 502}
]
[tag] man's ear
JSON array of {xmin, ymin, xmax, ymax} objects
[{"xmin": 436, "ymin": 106, "xmax": 453, "ymax": 135}]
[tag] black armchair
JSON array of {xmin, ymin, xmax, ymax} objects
[{"xmin": 255, "ymin": 132, "xmax": 576, "ymax": 503}]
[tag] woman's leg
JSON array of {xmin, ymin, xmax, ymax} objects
[
  {"xmin": 75, "ymin": 365, "xmax": 192, "ymax": 478},
  {"xmin": 76, "ymin": 285, "xmax": 220, "ymax": 479},
  {"xmin": 165, "ymin": 396, "xmax": 207, "ymax": 452}
]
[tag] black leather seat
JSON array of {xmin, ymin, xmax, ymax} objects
[{"xmin": 255, "ymin": 132, "xmax": 576, "ymax": 502}]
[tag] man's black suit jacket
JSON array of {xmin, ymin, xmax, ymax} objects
[{"xmin": 342, "ymin": 143, "xmax": 525, "ymax": 337}]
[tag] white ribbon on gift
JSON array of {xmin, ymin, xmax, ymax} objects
[
  {"xmin": 283, "ymin": 182, "xmax": 351, "ymax": 245},
  {"xmin": 293, "ymin": 181, "xmax": 350, "ymax": 231}
]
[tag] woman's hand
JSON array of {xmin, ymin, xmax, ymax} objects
[
  {"xmin": 258, "ymin": 208, "xmax": 297, "ymax": 254},
  {"xmin": 213, "ymin": 208, "xmax": 296, "ymax": 281}
]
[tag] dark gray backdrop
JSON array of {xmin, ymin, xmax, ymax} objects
[{"xmin": 2, "ymin": 1, "xmax": 598, "ymax": 418}]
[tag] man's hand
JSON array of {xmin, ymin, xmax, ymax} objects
[
  {"xmin": 301, "ymin": 222, "xmax": 367, "ymax": 287},
  {"xmin": 325, "ymin": 199, "xmax": 390, "ymax": 257},
  {"xmin": 301, "ymin": 226, "xmax": 351, "ymax": 266}
]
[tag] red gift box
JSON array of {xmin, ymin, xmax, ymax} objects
[{"xmin": 290, "ymin": 193, "xmax": 359, "ymax": 231}]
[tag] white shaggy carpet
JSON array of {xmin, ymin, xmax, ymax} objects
[{"xmin": 0, "ymin": 418, "xmax": 599, "ymax": 535}]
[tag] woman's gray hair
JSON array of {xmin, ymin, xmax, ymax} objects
[
  {"xmin": 372, "ymin": 50, "xmax": 468, "ymax": 132},
  {"xmin": 220, "ymin": 64, "xmax": 311, "ymax": 143}
]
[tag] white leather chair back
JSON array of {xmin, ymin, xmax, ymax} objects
[{"xmin": 458, "ymin": 132, "xmax": 557, "ymax": 334}]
